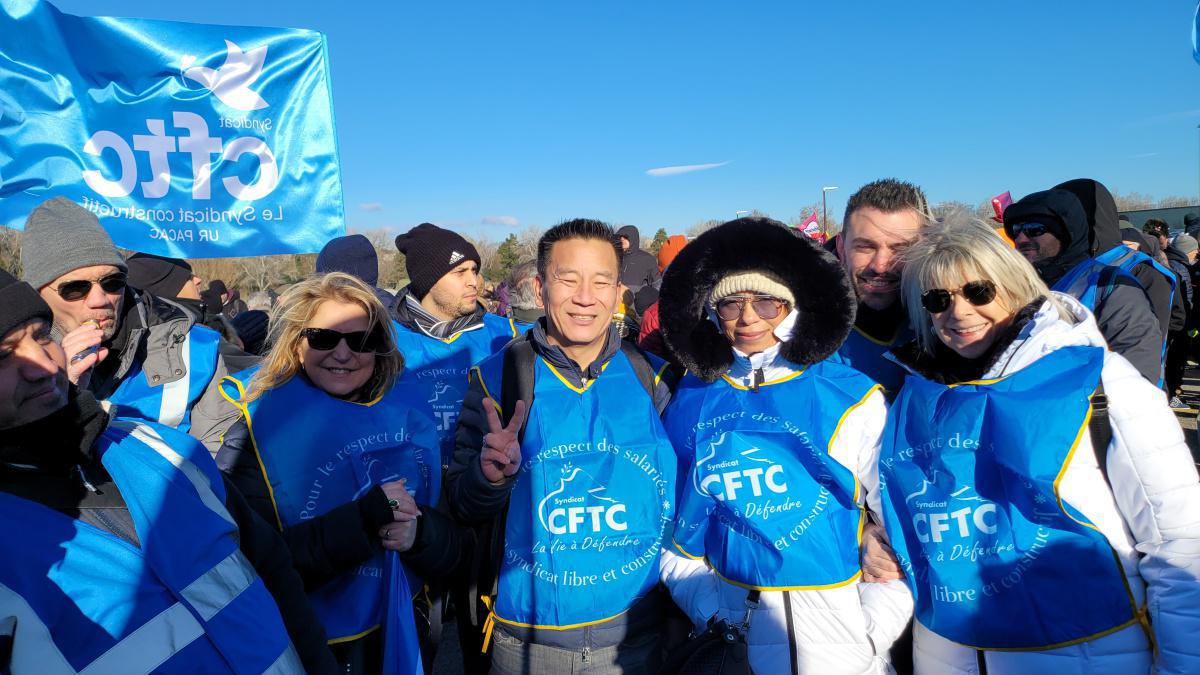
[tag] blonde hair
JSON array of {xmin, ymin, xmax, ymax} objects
[
  {"xmin": 244, "ymin": 272, "xmax": 402, "ymax": 403},
  {"xmin": 901, "ymin": 215, "xmax": 1069, "ymax": 355}
]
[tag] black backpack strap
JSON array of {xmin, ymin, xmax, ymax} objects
[
  {"xmin": 1089, "ymin": 383, "xmax": 1112, "ymax": 487},
  {"xmin": 619, "ymin": 340, "xmax": 680, "ymax": 401},
  {"xmin": 500, "ymin": 338, "xmax": 538, "ymax": 443}
]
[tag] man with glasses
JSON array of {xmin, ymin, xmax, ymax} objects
[
  {"xmin": 1004, "ymin": 185, "xmax": 1162, "ymax": 383},
  {"xmin": 833, "ymin": 179, "xmax": 929, "ymax": 398},
  {"xmin": 19, "ymin": 197, "xmax": 234, "ymax": 451}
]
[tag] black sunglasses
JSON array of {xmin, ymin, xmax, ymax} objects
[
  {"xmin": 56, "ymin": 273, "xmax": 127, "ymax": 301},
  {"xmin": 715, "ymin": 295, "xmax": 788, "ymax": 321},
  {"xmin": 1008, "ymin": 222, "xmax": 1048, "ymax": 239},
  {"xmin": 301, "ymin": 326, "xmax": 388, "ymax": 353},
  {"xmin": 920, "ymin": 280, "xmax": 998, "ymax": 314}
]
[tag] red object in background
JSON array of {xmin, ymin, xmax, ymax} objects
[{"xmin": 991, "ymin": 191, "xmax": 1013, "ymax": 224}]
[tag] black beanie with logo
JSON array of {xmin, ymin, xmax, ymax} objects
[{"xmin": 394, "ymin": 223, "xmax": 481, "ymax": 300}]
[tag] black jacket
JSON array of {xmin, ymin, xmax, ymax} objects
[
  {"xmin": 1008, "ymin": 183, "xmax": 1163, "ymax": 383},
  {"xmin": 0, "ymin": 392, "xmax": 337, "ymax": 674},
  {"xmin": 617, "ymin": 225, "xmax": 662, "ymax": 292}
]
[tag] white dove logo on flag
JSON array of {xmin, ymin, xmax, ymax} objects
[{"xmin": 181, "ymin": 40, "xmax": 269, "ymax": 111}]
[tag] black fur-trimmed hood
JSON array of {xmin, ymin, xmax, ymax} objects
[{"xmin": 658, "ymin": 217, "xmax": 856, "ymax": 382}]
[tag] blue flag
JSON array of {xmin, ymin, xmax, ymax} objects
[
  {"xmin": 0, "ymin": 0, "xmax": 345, "ymax": 257},
  {"xmin": 1194, "ymin": 2, "xmax": 1200, "ymax": 65}
]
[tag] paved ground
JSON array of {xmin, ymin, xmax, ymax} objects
[{"xmin": 1176, "ymin": 367, "xmax": 1200, "ymax": 463}]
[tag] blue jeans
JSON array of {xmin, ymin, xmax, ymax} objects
[{"xmin": 489, "ymin": 628, "xmax": 662, "ymax": 675}]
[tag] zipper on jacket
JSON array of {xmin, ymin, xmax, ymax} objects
[
  {"xmin": 75, "ymin": 464, "xmax": 98, "ymax": 493},
  {"xmin": 751, "ymin": 367, "xmax": 765, "ymax": 392}
]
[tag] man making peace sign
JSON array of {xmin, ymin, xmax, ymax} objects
[{"xmin": 446, "ymin": 219, "xmax": 677, "ymax": 674}]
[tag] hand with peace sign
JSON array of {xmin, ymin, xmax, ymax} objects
[{"xmin": 481, "ymin": 399, "xmax": 527, "ymax": 485}]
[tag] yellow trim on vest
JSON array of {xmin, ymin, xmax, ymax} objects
[
  {"xmin": 481, "ymin": 596, "xmax": 496, "ymax": 654},
  {"xmin": 719, "ymin": 369, "xmax": 806, "ymax": 390},
  {"xmin": 829, "ymin": 384, "xmax": 882, "ymax": 505},
  {"xmin": 712, "ymin": 566, "xmax": 863, "ymax": 592},
  {"xmin": 653, "ymin": 361, "xmax": 671, "ymax": 387},
  {"xmin": 672, "ymin": 539, "xmax": 704, "ymax": 561},
  {"xmin": 947, "ymin": 374, "xmax": 1013, "ymax": 387},
  {"xmin": 491, "ymin": 606, "xmax": 633, "ymax": 631},
  {"xmin": 543, "ymin": 358, "xmax": 610, "ymax": 394},
  {"xmin": 219, "ymin": 376, "xmax": 285, "ymax": 532},
  {"xmin": 508, "ymin": 317, "xmax": 519, "ymax": 338},
  {"xmin": 1050, "ymin": 396, "xmax": 1145, "ymax": 633},
  {"xmin": 471, "ymin": 365, "xmax": 503, "ymax": 417},
  {"xmin": 1052, "ymin": 402, "xmax": 1098, "ymax": 532},
  {"xmin": 948, "ymin": 612, "xmax": 1145, "ymax": 653},
  {"xmin": 327, "ymin": 623, "xmax": 380, "ymax": 645},
  {"xmin": 852, "ymin": 325, "xmax": 899, "ymax": 347}
]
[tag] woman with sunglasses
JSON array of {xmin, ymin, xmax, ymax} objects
[
  {"xmin": 874, "ymin": 218, "xmax": 1200, "ymax": 674},
  {"xmin": 216, "ymin": 273, "xmax": 453, "ymax": 674},
  {"xmin": 657, "ymin": 218, "xmax": 912, "ymax": 675}
]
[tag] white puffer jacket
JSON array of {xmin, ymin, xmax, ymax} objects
[
  {"xmin": 879, "ymin": 293, "xmax": 1200, "ymax": 675},
  {"xmin": 661, "ymin": 339, "xmax": 914, "ymax": 675}
]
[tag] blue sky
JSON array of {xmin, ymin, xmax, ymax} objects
[{"xmin": 50, "ymin": 1, "xmax": 1200, "ymax": 240}]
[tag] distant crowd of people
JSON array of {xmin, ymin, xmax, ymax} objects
[{"xmin": 1, "ymin": 178, "xmax": 1198, "ymax": 675}]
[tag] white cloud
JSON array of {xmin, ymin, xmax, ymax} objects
[
  {"xmin": 482, "ymin": 215, "xmax": 519, "ymax": 226},
  {"xmin": 359, "ymin": 202, "xmax": 384, "ymax": 212},
  {"xmin": 1129, "ymin": 152, "xmax": 1160, "ymax": 159},
  {"xmin": 645, "ymin": 161, "xmax": 729, "ymax": 177}
]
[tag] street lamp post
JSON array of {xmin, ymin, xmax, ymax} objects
[
  {"xmin": 735, "ymin": 210, "xmax": 751, "ymax": 220},
  {"xmin": 821, "ymin": 186, "xmax": 839, "ymax": 236}
]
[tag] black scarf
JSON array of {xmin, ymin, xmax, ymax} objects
[
  {"xmin": 0, "ymin": 389, "xmax": 108, "ymax": 476},
  {"xmin": 891, "ymin": 299, "xmax": 1044, "ymax": 385}
]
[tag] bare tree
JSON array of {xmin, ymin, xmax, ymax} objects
[{"xmin": 0, "ymin": 226, "xmax": 20, "ymax": 277}]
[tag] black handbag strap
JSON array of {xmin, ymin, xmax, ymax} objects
[{"xmin": 1089, "ymin": 383, "xmax": 1111, "ymax": 487}]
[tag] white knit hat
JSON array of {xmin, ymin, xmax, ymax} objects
[{"xmin": 708, "ymin": 271, "xmax": 794, "ymax": 308}]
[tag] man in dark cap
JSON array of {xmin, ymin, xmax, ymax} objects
[
  {"xmin": 315, "ymin": 233, "xmax": 396, "ymax": 311},
  {"xmin": 0, "ymin": 267, "xmax": 338, "ymax": 674},
  {"xmin": 1004, "ymin": 186, "xmax": 1163, "ymax": 383},
  {"xmin": 390, "ymin": 222, "xmax": 513, "ymax": 670},
  {"xmin": 1185, "ymin": 213, "xmax": 1200, "ymax": 240},
  {"xmin": 19, "ymin": 197, "xmax": 235, "ymax": 453}
]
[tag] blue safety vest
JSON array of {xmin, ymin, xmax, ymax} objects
[
  {"xmin": 0, "ymin": 419, "xmax": 300, "ymax": 674},
  {"xmin": 664, "ymin": 361, "xmax": 878, "ymax": 590},
  {"xmin": 392, "ymin": 313, "xmax": 512, "ymax": 470},
  {"xmin": 1052, "ymin": 252, "xmax": 1149, "ymax": 313},
  {"xmin": 1096, "ymin": 245, "xmax": 1177, "ymax": 298},
  {"xmin": 878, "ymin": 345, "xmax": 1143, "ymax": 650},
  {"xmin": 220, "ymin": 369, "xmax": 440, "ymax": 644},
  {"xmin": 472, "ymin": 350, "xmax": 676, "ymax": 629},
  {"xmin": 106, "ymin": 324, "xmax": 221, "ymax": 432},
  {"xmin": 506, "ymin": 316, "xmax": 537, "ymax": 338},
  {"xmin": 1055, "ymin": 246, "xmax": 1173, "ymax": 384},
  {"xmin": 832, "ymin": 325, "xmax": 911, "ymax": 399}
]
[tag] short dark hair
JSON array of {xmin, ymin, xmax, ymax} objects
[
  {"xmin": 1143, "ymin": 218, "xmax": 1169, "ymax": 238},
  {"xmin": 536, "ymin": 219, "xmax": 623, "ymax": 278},
  {"xmin": 842, "ymin": 179, "xmax": 929, "ymax": 236}
]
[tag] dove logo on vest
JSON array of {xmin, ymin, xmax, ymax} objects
[
  {"xmin": 906, "ymin": 479, "xmax": 998, "ymax": 544},
  {"xmin": 538, "ymin": 466, "xmax": 629, "ymax": 535},
  {"xmin": 81, "ymin": 40, "xmax": 279, "ymax": 204},
  {"xmin": 695, "ymin": 440, "xmax": 788, "ymax": 502}
]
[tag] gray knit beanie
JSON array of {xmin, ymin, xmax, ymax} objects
[
  {"xmin": 1173, "ymin": 233, "xmax": 1199, "ymax": 256},
  {"xmin": 20, "ymin": 197, "xmax": 126, "ymax": 290}
]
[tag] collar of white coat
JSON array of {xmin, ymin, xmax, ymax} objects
[{"xmin": 978, "ymin": 292, "xmax": 1106, "ymax": 379}]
